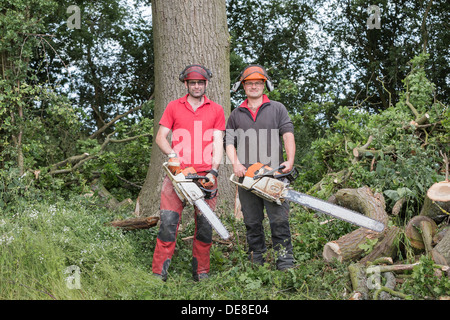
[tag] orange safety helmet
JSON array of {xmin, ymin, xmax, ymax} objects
[{"xmin": 232, "ymin": 64, "xmax": 274, "ymax": 92}]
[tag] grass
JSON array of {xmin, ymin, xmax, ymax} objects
[{"xmin": 3, "ymin": 193, "xmax": 444, "ymax": 301}]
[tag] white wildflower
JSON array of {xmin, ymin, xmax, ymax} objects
[
  {"xmin": 0, "ymin": 234, "xmax": 14, "ymax": 245},
  {"xmin": 29, "ymin": 209, "xmax": 39, "ymax": 220}
]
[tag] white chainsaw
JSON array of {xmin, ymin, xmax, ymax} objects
[
  {"xmin": 162, "ymin": 162, "xmax": 230, "ymax": 240},
  {"xmin": 230, "ymin": 163, "xmax": 385, "ymax": 233}
]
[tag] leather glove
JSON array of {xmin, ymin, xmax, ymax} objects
[
  {"xmin": 167, "ymin": 153, "xmax": 181, "ymax": 175},
  {"xmin": 201, "ymin": 172, "xmax": 216, "ymax": 189}
]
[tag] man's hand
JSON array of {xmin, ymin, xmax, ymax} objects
[
  {"xmin": 232, "ymin": 163, "xmax": 247, "ymax": 177},
  {"xmin": 201, "ymin": 172, "xmax": 216, "ymax": 189},
  {"xmin": 167, "ymin": 154, "xmax": 181, "ymax": 175},
  {"xmin": 280, "ymin": 161, "xmax": 294, "ymax": 173}
]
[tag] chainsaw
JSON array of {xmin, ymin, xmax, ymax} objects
[
  {"xmin": 230, "ymin": 163, "xmax": 385, "ymax": 233},
  {"xmin": 162, "ymin": 162, "xmax": 230, "ymax": 240}
]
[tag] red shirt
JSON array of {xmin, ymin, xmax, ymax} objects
[
  {"xmin": 159, "ymin": 94, "xmax": 226, "ymax": 172},
  {"xmin": 239, "ymin": 94, "xmax": 271, "ymax": 121}
]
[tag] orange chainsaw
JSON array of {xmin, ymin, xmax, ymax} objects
[
  {"xmin": 163, "ymin": 162, "xmax": 230, "ymax": 240},
  {"xmin": 230, "ymin": 163, "xmax": 385, "ymax": 232}
]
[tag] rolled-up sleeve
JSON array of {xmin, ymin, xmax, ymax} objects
[
  {"xmin": 277, "ymin": 104, "xmax": 294, "ymax": 135},
  {"xmin": 224, "ymin": 114, "xmax": 237, "ymax": 147}
]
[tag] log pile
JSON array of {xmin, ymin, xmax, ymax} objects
[{"xmin": 321, "ymin": 180, "xmax": 450, "ymax": 300}]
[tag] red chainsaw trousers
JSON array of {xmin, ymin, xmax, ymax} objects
[{"xmin": 152, "ymin": 175, "xmax": 217, "ymax": 280}]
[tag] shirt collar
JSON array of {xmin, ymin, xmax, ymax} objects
[
  {"xmin": 239, "ymin": 94, "xmax": 270, "ymax": 109},
  {"xmin": 181, "ymin": 94, "xmax": 211, "ymax": 106}
]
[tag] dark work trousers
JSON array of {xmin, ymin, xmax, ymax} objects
[
  {"xmin": 238, "ymin": 186, "xmax": 294, "ymax": 270},
  {"xmin": 152, "ymin": 174, "xmax": 217, "ymax": 281}
]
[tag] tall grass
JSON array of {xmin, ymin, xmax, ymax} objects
[
  {"xmin": 0, "ymin": 195, "xmax": 359, "ymax": 300},
  {"xmin": 0, "ymin": 198, "xmax": 163, "ymax": 299}
]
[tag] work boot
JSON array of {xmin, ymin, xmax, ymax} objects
[
  {"xmin": 194, "ymin": 273, "xmax": 209, "ymax": 282},
  {"xmin": 153, "ymin": 273, "xmax": 167, "ymax": 282}
]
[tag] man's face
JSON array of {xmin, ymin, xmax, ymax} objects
[
  {"xmin": 243, "ymin": 80, "xmax": 265, "ymax": 99},
  {"xmin": 186, "ymin": 80, "xmax": 207, "ymax": 98}
]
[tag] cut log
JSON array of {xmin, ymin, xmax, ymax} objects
[
  {"xmin": 427, "ymin": 181, "xmax": 450, "ymax": 202},
  {"xmin": 109, "ymin": 216, "xmax": 159, "ymax": 230},
  {"xmin": 348, "ymin": 263, "xmax": 368, "ymax": 300},
  {"xmin": 420, "ymin": 182, "xmax": 450, "ymax": 223},
  {"xmin": 432, "ymin": 227, "xmax": 450, "ymax": 266},
  {"xmin": 405, "ymin": 215, "xmax": 437, "ymax": 251},
  {"xmin": 392, "ymin": 197, "xmax": 407, "ymax": 216},
  {"xmin": 323, "ymin": 186, "xmax": 388, "ymax": 262},
  {"xmin": 360, "ymin": 226, "xmax": 401, "ymax": 265}
]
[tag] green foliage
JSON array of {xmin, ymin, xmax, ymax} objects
[
  {"xmin": 402, "ymin": 256, "xmax": 450, "ymax": 298},
  {"xmin": 298, "ymin": 54, "xmax": 447, "ymax": 221}
]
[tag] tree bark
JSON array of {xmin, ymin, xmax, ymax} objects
[
  {"xmin": 432, "ymin": 227, "xmax": 450, "ymax": 266},
  {"xmin": 137, "ymin": 0, "xmax": 232, "ymax": 218},
  {"xmin": 405, "ymin": 215, "xmax": 437, "ymax": 251},
  {"xmin": 348, "ymin": 263, "xmax": 368, "ymax": 299},
  {"xmin": 323, "ymin": 186, "xmax": 389, "ymax": 262},
  {"xmin": 109, "ymin": 216, "xmax": 159, "ymax": 230},
  {"xmin": 360, "ymin": 226, "xmax": 401, "ymax": 265},
  {"xmin": 421, "ymin": 182, "xmax": 450, "ymax": 223}
]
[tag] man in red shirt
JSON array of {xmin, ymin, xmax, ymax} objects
[{"xmin": 152, "ymin": 65, "xmax": 225, "ymax": 281}]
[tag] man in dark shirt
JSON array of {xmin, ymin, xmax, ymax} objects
[{"xmin": 225, "ymin": 65, "xmax": 296, "ymax": 270}]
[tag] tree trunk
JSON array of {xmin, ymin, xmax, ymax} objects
[
  {"xmin": 323, "ymin": 186, "xmax": 389, "ymax": 262},
  {"xmin": 137, "ymin": 0, "xmax": 232, "ymax": 217}
]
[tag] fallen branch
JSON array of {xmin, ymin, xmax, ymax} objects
[
  {"xmin": 89, "ymin": 99, "xmax": 151, "ymax": 140},
  {"xmin": 109, "ymin": 216, "xmax": 159, "ymax": 230},
  {"xmin": 48, "ymin": 132, "xmax": 152, "ymax": 175}
]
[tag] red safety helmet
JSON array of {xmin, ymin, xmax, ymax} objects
[{"xmin": 179, "ymin": 65, "xmax": 212, "ymax": 82}]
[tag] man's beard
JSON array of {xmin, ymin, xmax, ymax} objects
[{"xmin": 188, "ymin": 87, "xmax": 206, "ymax": 98}]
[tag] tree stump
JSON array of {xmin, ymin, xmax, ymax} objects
[
  {"xmin": 323, "ymin": 186, "xmax": 389, "ymax": 262},
  {"xmin": 420, "ymin": 182, "xmax": 450, "ymax": 223}
]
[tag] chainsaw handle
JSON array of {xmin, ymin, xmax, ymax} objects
[
  {"xmin": 253, "ymin": 165, "xmax": 285, "ymax": 180},
  {"xmin": 274, "ymin": 167, "xmax": 299, "ymax": 182},
  {"xmin": 186, "ymin": 174, "xmax": 209, "ymax": 182}
]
